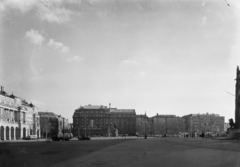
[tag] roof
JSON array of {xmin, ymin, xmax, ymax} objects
[
  {"xmin": 38, "ymin": 112, "xmax": 59, "ymax": 117},
  {"xmin": 110, "ymin": 108, "xmax": 135, "ymax": 114},
  {"xmin": 152, "ymin": 115, "xmax": 176, "ymax": 118},
  {"xmin": 77, "ymin": 104, "xmax": 108, "ymax": 110}
]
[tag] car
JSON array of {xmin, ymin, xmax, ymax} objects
[
  {"xmin": 23, "ymin": 136, "xmax": 31, "ymax": 140},
  {"xmin": 78, "ymin": 135, "xmax": 90, "ymax": 140}
]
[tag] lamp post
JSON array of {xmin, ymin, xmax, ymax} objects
[
  {"xmin": 84, "ymin": 116, "xmax": 86, "ymax": 137},
  {"xmin": 144, "ymin": 117, "xmax": 147, "ymax": 139},
  {"xmin": 63, "ymin": 117, "xmax": 65, "ymax": 141}
]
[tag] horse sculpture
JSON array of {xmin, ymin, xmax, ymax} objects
[{"xmin": 229, "ymin": 118, "xmax": 235, "ymax": 129}]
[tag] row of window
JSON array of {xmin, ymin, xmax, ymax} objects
[{"xmin": 0, "ymin": 99, "xmax": 15, "ymax": 106}]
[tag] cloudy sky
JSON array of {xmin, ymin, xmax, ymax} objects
[{"xmin": 0, "ymin": 0, "xmax": 240, "ymax": 122}]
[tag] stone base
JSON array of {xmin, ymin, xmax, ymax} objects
[{"xmin": 227, "ymin": 128, "xmax": 240, "ymax": 138}]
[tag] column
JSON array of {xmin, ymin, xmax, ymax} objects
[
  {"xmin": 13, "ymin": 127, "xmax": 15, "ymax": 140},
  {"xmin": 9, "ymin": 128, "xmax": 11, "ymax": 140},
  {"xmin": 3, "ymin": 126, "xmax": 6, "ymax": 140},
  {"xmin": 20, "ymin": 128, "xmax": 23, "ymax": 139}
]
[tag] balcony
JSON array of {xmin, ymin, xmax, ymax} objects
[{"xmin": 0, "ymin": 119, "xmax": 18, "ymax": 124}]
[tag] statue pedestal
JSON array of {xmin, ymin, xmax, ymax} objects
[{"xmin": 227, "ymin": 128, "xmax": 240, "ymax": 138}]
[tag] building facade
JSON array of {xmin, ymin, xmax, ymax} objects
[
  {"xmin": 224, "ymin": 122, "xmax": 230, "ymax": 132},
  {"xmin": 136, "ymin": 114, "xmax": 154, "ymax": 136},
  {"xmin": 38, "ymin": 112, "xmax": 70, "ymax": 139},
  {"xmin": 152, "ymin": 114, "xmax": 185, "ymax": 136},
  {"xmin": 136, "ymin": 114, "xmax": 185, "ymax": 136},
  {"xmin": 109, "ymin": 108, "xmax": 136, "ymax": 136},
  {"xmin": 72, "ymin": 104, "xmax": 136, "ymax": 137},
  {"xmin": 0, "ymin": 86, "xmax": 41, "ymax": 140},
  {"xmin": 182, "ymin": 113, "xmax": 225, "ymax": 136}
]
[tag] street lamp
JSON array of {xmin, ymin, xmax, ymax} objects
[
  {"xmin": 84, "ymin": 116, "xmax": 86, "ymax": 136},
  {"xmin": 63, "ymin": 117, "xmax": 65, "ymax": 141},
  {"xmin": 144, "ymin": 117, "xmax": 147, "ymax": 139}
]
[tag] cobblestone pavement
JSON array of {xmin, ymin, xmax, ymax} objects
[
  {"xmin": 0, "ymin": 138, "xmax": 131, "ymax": 167},
  {"xmin": 53, "ymin": 137, "xmax": 240, "ymax": 167}
]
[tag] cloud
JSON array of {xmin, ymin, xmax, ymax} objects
[
  {"xmin": 32, "ymin": 100, "xmax": 47, "ymax": 106},
  {"xmin": 0, "ymin": 0, "xmax": 80, "ymax": 24},
  {"xmin": 139, "ymin": 71, "xmax": 146, "ymax": 77},
  {"xmin": 25, "ymin": 29, "xmax": 45, "ymax": 45},
  {"xmin": 123, "ymin": 56, "xmax": 140, "ymax": 65},
  {"xmin": 67, "ymin": 55, "xmax": 84, "ymax": 62},
  {"xmin": 48, "ymin": 39, "xmax": 69, "ymax": 52},
  {"xmin": 37, "ymin": 4, "xmax": 73, "ymax": 24},
  {"xmin": 0, "ymin": 0, "xmax": 38, "ymax": 13},
  {"xmin": 202, "ymin": 16, "xmax": 207, "ymax": 26}
]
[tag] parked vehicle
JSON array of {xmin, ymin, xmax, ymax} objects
[
  {"xmin": 52, "ymin": 133, "xmax": 73, "ymax": 141},
  {"xmin": 24, "ymin": 135, "xmax": 38, "ymax": 140},
  {"xmin": 78, "ymin": 135, "xmax": 90, "ymax": 140}
]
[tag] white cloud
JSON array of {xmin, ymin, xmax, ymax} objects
[
  {"xmin": 139, "ymin": 71, "xmax": 146, "ymax": 77},
  {"xmin": 48, "ymin": 39, "xmax": 69, "ymax": 52},
  {"xmin": 123, "ymin": 56, "xmax": 140, "ymax": 65},
  {"xmin": 202, "ymin": 16, "xmax": 207, "ymax": 26},
  {"xmin": 25, "ymin": 29, "xmax": 45, "ymax": 45},
  {"xmin": 67, "ymin": 55, "xmax": 84, "ymax": 62},
  {"xmin": 1, "ymin": 0, "xmax": 80, "ymax": 24},
  {"xmin": 37, "ymin": 4, "xmax": 73, "ymax": 24},
  {"xmin": 32, "ymin": 100, "xmax": 47, "ymax": 106},
  {"xmin": 0, "ymin": 0, "xmax": 38, "ymax": 13}
]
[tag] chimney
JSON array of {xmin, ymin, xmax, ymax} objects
[
  {"xmin": 109, "ymin": 103, "xmax": 111, "ymax": 109},
  {"xmin": 0, "ymin": 86, "xmax": 3, "ymax": 92}
]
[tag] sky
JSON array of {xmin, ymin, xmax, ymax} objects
[{"xmin": 0, "ymin": 0, "xmax": 240, "ymax": 123}]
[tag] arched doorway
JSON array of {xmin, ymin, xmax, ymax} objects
[
  {"xmin": 0, "ymin": 126, "xmax": 4, "ymax": 140},
  {"xmin": 37, "ymin": 130, "xmax": 39, "ymax": 138},
  {"xmin": 23, "ymin": 127, "xmax": 26, "ymax": 138},
  {"xmin": 16, "ymin": 127, "xmax": 20, "ymax": 140},
  {"xmin": 30, "ymin": 129, "xmax": 33, "ymax": 135},
  {"xmin": 6, "ymin": 127, "xmax": 9, "ymax": 140},
  {"xmin": 11, "ymin": 127, "xmax": 14, "ymax": 140}
]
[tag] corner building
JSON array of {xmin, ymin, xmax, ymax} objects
[
  {"xmin": 72, "ymin": 104, "xmax": 136, "ymax": 137},
  {"xmin": 0, "ymin": 87, "xmax": 41, "ymax": 140},
  {"xmin": 182, "ymin": 113, "xmax": 224, "ymax": 136},
  {"xmin": 38, "ymin": 112, "xmax": 70, "ymax": 139}
]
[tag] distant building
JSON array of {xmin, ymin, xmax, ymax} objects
[
  {"xmin": 152, "ymin": 114, "xmax": 185, "ymax": 136},
  {"xmin": 109, "ymin": 108, "xmax": 136, "ymax": 136},
  {"xmin": 182, "ymin": 113, "xmax": 224, "ymax": 136},
  {"xmin": 224, "ymin": 122, "xmax": 230, "ymax": 132},
  {"xmin": 136, "ymin": 114, "xmax": 185, "ymax": 136},
  {"xmin": 38, "ymin": 112, "xmax": 70, "ymax": 139},
  {"xmin": 0, "ymin": 86, "xmax": 40, "ymax": 140},
  {"xmin": 72, "ymin": 104, "xmax": 136, "ymax": 137},
  {"xmin": 136, "ymin": 114, "xmax": 154, "ymax": 136}
]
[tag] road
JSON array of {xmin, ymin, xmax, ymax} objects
[
  {"xmin": 0, "ymin": 138, "xmax": 130, "ymax": 167},
  {"xmin": 1, "ymin": 137, "xmax": 240, "ymax": 167},
  {"xmin": 54, "ymin": 137, "xmax": 240, "ymax": 167}
]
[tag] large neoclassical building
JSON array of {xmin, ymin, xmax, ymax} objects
[
  {"xmin": 0, "ymin": 86, "xmax": 41, "ymax": 140},
  {"xmin": 72, "ymin": 104, "xmax": 136, "ymax": 137}
]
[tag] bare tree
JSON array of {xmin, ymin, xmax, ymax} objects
[{"xmin": 40, "ymin": 119, "xmax": 55, "ymax": 139}]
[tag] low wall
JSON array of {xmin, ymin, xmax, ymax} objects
[{"xmin": 227, "ymin": 128, "xmax": 240, "ymax": 138}]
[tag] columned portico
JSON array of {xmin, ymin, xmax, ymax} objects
[{"xmin": 0, "ymin": 86, "xmax": 41, "ymax": 141}]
